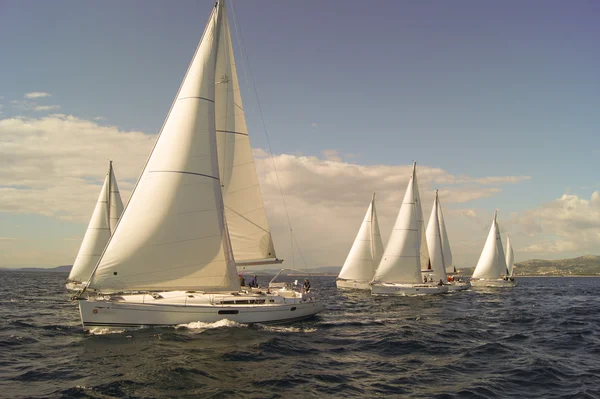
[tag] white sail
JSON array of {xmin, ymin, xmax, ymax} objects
[
  {"xmin": 472, "ymin": 211, "xmax": 508, "ymax": 279},
  {"xmin": 68, "ymin": 174, "xmax": 111, "ymax": 283},
  {"xmin": 108, "ymin": 163, "xmax": 124, "ymax": 233},
  {"xmin": 214, "ymin": 6, "xmax": 276, "ymax": 264},
  {"xmin": 506, "ymin": 234, "xmax": 514, "ymax": 277},
  {"xmin": 437, "ymin": 195, "xmax": 454, "ymax": 273},
  {"xmin": 425, "ymin": 190, "xmax": 447, "ymax": 281},
  {"xmin": 87, "ymin": 4, "xmax": 239, "ymax": 293},
  {"xmin": 373, "ymin": 162, "xmax": 422, "ymax": 284},
  {"xmin": 413, "ymin": 169, "xmax": 430, "ymax": 272},
  {"xmin": 338, "ymin": 194, "xmax": 384, "ymax": 282}
]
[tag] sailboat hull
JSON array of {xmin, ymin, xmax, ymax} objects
[
  {"xmin": 336, "ymin": 279, "xmax": 371, "ymax": 290},
  {"xmin": 371, "ymin": 283, "xmax": 448, "ymax": 296},
  {"xmin": 78, "ymin": 291, "xmax": 324, "ymax": 329},
  {"xmin": 470, "ymin": 278, "xmax": 517, "ymax": 288},
  {"xmin": 446, "ymin": 281, "xmax": 471, "ymax": 291}
]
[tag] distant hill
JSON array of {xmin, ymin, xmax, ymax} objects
[
  {"xmin": 513, "ymin": 255, "xmax": 600, "ymax": 276},
  {"xmin": 2, "ymin": 265, "xmax": 72, "ymax": 273},
  {"xmin": 457, "ymin": 255, "xmax": 600, "ymax": 276}
]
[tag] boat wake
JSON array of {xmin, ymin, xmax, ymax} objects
[
  {"xmin": 175, "ymin": 319, "xmax": 245, "ymax": 332},
  {"xmin": 258, "ymin": 325, "xmax": 317, "ymax": 333},
  {"xmin": 87, "ymin": 327, "xmax": 127, "ymax": 335}
]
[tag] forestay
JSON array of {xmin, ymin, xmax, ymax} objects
[{"xmin": 87, "ymin": 4, "xmax": 239, "ymax": 293}]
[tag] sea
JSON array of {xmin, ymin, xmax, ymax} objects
[{"xmin": 1, "ymin": 271, "xmax": 599, "ymax": 399}]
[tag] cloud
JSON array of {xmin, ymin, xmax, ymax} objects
[
  {"xmin": 0, "ymin": 114, "xmax": 154, "ymax": 222},
  {"xmin": 517, "ymin": 192, "xmax": 600, "ymax": 255},
  {"xmin": 10, "ymin": 100, "xmax": 61, "ymax": 113},
  {"xmin": 0, "ymin": 113, "xmax": 541, "ymax": 268},
  {"xmin": 311, "ymin": 122, "xmax": 318, "ymax": 128},
  {"xmin": 34, "ymin": 105, "xmax": 61, "ymax": 112},
  {"xmin": 0, "ymin": 237, "xmax": 16, "ymax": 241},
  {"xmin": 25, "ymin": 92, "xmax": 51, "ymax": 99}
]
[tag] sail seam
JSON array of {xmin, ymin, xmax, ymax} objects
[
  {"xmin": 217, "ymin": 129, "xmax": 248, "ymax": 136},
  {"xmin": 178, "ymin": 96, "xmax": 215, "ymax": 102},
  {"xmin": 148, "ymin": 170, "xmax": 219, "ymax": 180}
]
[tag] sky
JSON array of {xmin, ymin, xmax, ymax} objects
[{"xmin": 1, "ymin": 0, "xmax": 599, "ymax": 269}]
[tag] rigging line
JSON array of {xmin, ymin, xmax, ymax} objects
[{"xmin": 229, "ymin": 0, "xmax": 307, "ymax": 269}]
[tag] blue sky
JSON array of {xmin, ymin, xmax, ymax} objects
[{"xmin": 1, "ymin": 0, "xmax": 599, "ymax": 268}]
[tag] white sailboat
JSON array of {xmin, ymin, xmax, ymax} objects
[
  {"xmin": 66, "ymin": 162, "xmax": 123, "ymax": 291},
  {"xmin": 336, "ymin": 193, "xmax": 384, "ymax": 290},
  {"xmin": 425, "ymin": 190, "xmax": 470, "ymax": 291},
  {"xmin": 470, "ymin": 211, "xmax": 517, "ymax": 288},
  {"xmin": 506, "ymin": 234, "xmax": 516, "ymax": 279},
  {"xmin": 75, "ymin": 0, "xmax": 324, "ymax": 328},
  {"xmin": 371, "ymin": 162, "xmax": 448, "ymax": 295}
]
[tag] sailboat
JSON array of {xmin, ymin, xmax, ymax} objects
[
  {"xmin": 75, "ymin": 0, "xmax": 324, "ymax": 328},
  {"xmin": 506, "ymin": 234, "xmax": 516, "ymax": 280},
  {"xmin": 470, "ymin": 211, "xmax": 517, "ymax": 288},
  {"xmin": 371, "ymin": 162, "xmax": 448, "ymax": 295},
  {"xmin": 336, "ymin": 193, "xmax": 384, "ymax": 290},
  {"xmin": 425, "ymin": 190, "xmax": 470, "ymax": 291},
  {"xmin": 66, "ymin": 162, "xmax": 123, "ymax": 291}
]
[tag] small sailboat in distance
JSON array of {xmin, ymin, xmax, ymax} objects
[
  {"xmin": 371, "ymin": 162, "xmax": 448, "ymax": 295},
  {"xmin": 470, "ymin": 211, "xmax": 517, "ymax": 288},
  {"xmin": 74, "ymin": 0, "xmax": 323, "ymax": 328},
  {"xmin": 425, "ymin": 190, "xmax": 470, "ymax": 291},
  {"xmin": 506, "ymin": 233, "xmax": 516, "ymax": 281},
  {"xmin": 336, "ymin": 193, "xmax": 384, "ymax": 290},
  {"xmin": 66, "ymin": 161, "xmax": 123, "ymax": 291}
]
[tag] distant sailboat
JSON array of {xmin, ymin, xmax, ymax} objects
[
  {"xmin": 75, "ymin": 0, "xmax": 323, "ymax": 328},
  {"xmin": 425, "ymin": 190, "xmax": 470, "ymax": 291},
  {"xmin": 437, "ymin": 194, "xmax": 456, "ymax": 275},
  {"xmin": 336, "ymin": 193, "xmax": 384, "ymax": 290},
  {"xmin": 371, "ymin": 162, "xmax": 448, "ymax": 295},
  {"xmin": 66, "ymin": 162, "xmax": 123, "ymax": 291},
  {"xmin": 506, "ymin": 234, "xmax": 515, "ymax": 278},
  {"xmin": 470, "ymin": 211, "xmax": 517, "ymax": 288}
]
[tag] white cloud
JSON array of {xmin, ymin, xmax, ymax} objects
[
  {"xmin": 34, "ymin": 105, "xmax": 61, "ymax": 112},
  {"xmin": 0, "ymin": 114, "xmax": 154, "ymax": 223},
  {"xmin": 516, "ymin": 192, "xmax": 600, "ymax": 256},
  {"xmin": 4, "ymin": 113, "xmax": 582, "ymax": 269},
  {"xmin": 25, "ymin": 92, "xmax": 51, "ymax": 99},
  {"xmin": 311, "ymin": 122, "xmax": 318, "ymax": 128}
]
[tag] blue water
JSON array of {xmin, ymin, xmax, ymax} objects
[{"xmin": 1, "ymin": 271, "xmax": 599, "ymax": 398}]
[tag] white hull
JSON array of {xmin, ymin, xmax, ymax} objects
[
  {"xmin": 470, "ymin": 278, "xmax": 517, "ymax": 288},
  {"xmin": 79, "ymin": 290, "xmax": 324, "ymax": 329},
  {"xmin": 446, "ymin": 281, "xmax": 471, "ymax": 291},
  {"xmin": 336, "ymin": 279, "xmax": 371, "ymax": 290},
  {"xmin": 371, "ymin": 283, "xmax": 448, "ymax": 296}
]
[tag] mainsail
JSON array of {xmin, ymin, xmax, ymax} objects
[
  {"xmin": 338, "ymin": 194, "xmax": 384, "ymax": 282},
  {"xmin": 68, "ymin": 162, "xmax": 123, "ymax": 284},
  {"xmin": 437, "ymin": 194, "xmax": 455, "ymax": 273},
  {"xmin": 506, "ymin": 234, "xmax": 514, "ymax": 277},
  {"xmin": 372, "ymin": 162, "xmax": 423, "ymax": 284},
  {"xmin": 214, "ymin": 5, "xmax": 277, "ymax": 265},
  {"xmin": 86, "ymin": 3, "xmax": 239, "ymax": 293},
  {"xmin": 425, "ymin": 190, "xmax": 447, "ymax": 282},
  {"xmin": 472, "ymin": 211, "xmax": 508, "ymax": 279}
]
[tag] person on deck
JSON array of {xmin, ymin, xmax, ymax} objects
[
  {"xmin": 303, "ymin": 279, "xmax": 311, "ymax": 293},
  {"xmin": 248, "ymin": 275, "xmax": 257, "ymax": 288},
  {"xmin": 238, "ymin": 274, "xmax": 245, "ymax": 287}
]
